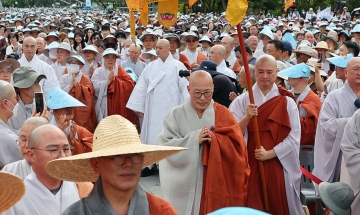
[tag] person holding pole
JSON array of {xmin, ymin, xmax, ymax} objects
[{"xmin": 229, "ymin": 54, "xmax": 304, "ymax": 215}]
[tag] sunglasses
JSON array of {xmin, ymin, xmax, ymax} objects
[
  {"xmin": 187, "ymin": 39, "xmax": 198, "ymax": 43},
  {"xmin": 92, "ymin": 37, "xmax": 101, "ymax": 40}
]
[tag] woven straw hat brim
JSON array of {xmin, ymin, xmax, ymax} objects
[
  {"xmin": 46, "ymin": 144, "xmax": 186, "ymax": 182},
  {"xmin": 0, "ymin": 172, "xmax": 25, "ymax": 213}
]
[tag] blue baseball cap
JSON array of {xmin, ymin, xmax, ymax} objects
[
  {"xmin": 282, "ymin": 41, "xmax": 293, "ymax": 53},
  {"xmin": 208, "ymin": 207, "xmax": 270, "ymax": 215},
  {"xmin": 278, "ymin": 63, "xmax": 311, "ymax": 79},
  {"xmin": 352, "ymin": 24, "xmax": 360, "ymax": 33},
  {"xmin": 192, "ymin": 60, "xmax": 220, "ymax": 76},
  {"xmin": 46, "ymin": 87, "xmax": 86, "ymax": 110},
  {"xmin": 326, "ymin": 54, "xmax": 354, "ymax": 68}
]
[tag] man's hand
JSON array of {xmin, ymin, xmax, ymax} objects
[
  {"xmin": 245, "ymin": 104, "xmax": 258, "ymax": 120},
  {"xmin": 314, "ymin": 62, "xmax": 322, "ymax": 73},
  {"xmin": 63, "ymin": 68, "xmax": 68, "ymax": 75},
  {"xmin": 107, "ymin": 70, "xmax": 115, "ymax": 85},
  {"xmin": 191, "ymin": 63, "xmax": 200, "ymax": 69},
  {"xmin": 89, "ymin": 64, "xmax": 95, "ymax": 77},
  {"xmin": 69, "ymin": 121, "xmax": 77, "ymax": 145},
  {"xmin": 199, "ymin": 125, "xmax": 211, "ymax": 144},
  {"xmin": 58, "ymin": 115, "xmax": 70, "ymax": 132},
  {"xmin": 229, "ymin": 92, "xmax": 240, "ymax": 101},
  {"xmin": 255, "ymin": 146, "xmax": 276, "ymax": 161},
  {"xmin": 136, "ymin": 112, "xmax": 144, "ymax": 118}
]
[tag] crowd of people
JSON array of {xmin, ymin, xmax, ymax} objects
[{"xmin": 0, "ymin": 5, "xmax": 360, "ymax": 215}]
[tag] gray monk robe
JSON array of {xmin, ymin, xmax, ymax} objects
[
  {"xmin": 62, "ymin": 177, "xmax": 178, "ymax": 215},
  {"xmin": 341, "ymin": 109, "xmax": 360, "ymax": 214}
]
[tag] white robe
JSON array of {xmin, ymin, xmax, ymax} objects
[
  {"xmin": 126, "ymin": 54, "xmax": 189, "ymax": 145},
  {"xmin": 226, "ymin": 51, "xmax": 237, "ymax": 71},
  {"xmin": 313, "ymin": 81, "xmax": 357, "ymax": 193},
  {"xmin": 38, "ymin": 53, "xmax": 53, "ymax": 65},
  {"xmin": 59, "ymin": 72, "xmax": 83, "ymax": 93},
  {"xmin": 0, "ymin": 119, "xmax": 22, "ymax": 168},
  {"xmin": 8, "ymin": 99, "xmax": 34, "ymax": 135},
  {"xmin": 51, "ymin": 61, "xmax": 66, "ymax": 79},
  {"xmin": 1, "ymin": 159, "xmax": 31, "ymax": 180},
  {"xmin": 340, "ymin": 109, "xmax": 360, "ymax": 214},
  {"xmin": 216, "ymin": 60, "xmax": 236, "ymax": 79},
  {"xmin": 181, "ymin": 49, "xmax": 198, "ymax": 65},
  {"xmin": 3, "ymin": 170, "xmax": 80, "ymax": 215},
  {"xmin": 158, "ymin": 99, "xmax": 215, "ymax": 215},
  {"xmin": 120, "ymin": 57, "xmax": 147, "ymax": 76},
  {"xmin": 18, "ymin": 54, "xmax": 60, "ymax": 97},
  {"xmin": 320, "ymin": 79, "xmax": 344, "ymax": 102},
  {"xmin": 229, "ymin": 83, "xmax": 304, "ymax": 215}
]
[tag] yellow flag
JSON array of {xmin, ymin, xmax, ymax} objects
[
  {"xmin": 189, "ymin": 0, "xmax": 197, "ymax": 6},
  {"xmin": 130, "ymin": 11, "xmax": 136, "ymax": 41},
  {"xmin": 140, "ymin": 0, "xmax": 148, "ymax": 27},
  {"xmin": 225, "ymin": 0, "xmax": 248, "ymax": 26},
  {"xmin": 158, "ymin": 0, "xmax": 178, "ymax": 28},
  {"xmin": 284, "ymin": 0, "xmax": 294, "ymax": 11},
  {"xmin": 125, "ymin": 0, "xmax": 141, "ymax": 11}
]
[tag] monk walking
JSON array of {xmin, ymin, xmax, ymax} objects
[
  {"xmin": 158, "ymin": 71, "xmax": 250, "ymax": 215},
  {"xmin": 229, "ymin": 54, "xmax": 304, "ymax": 215}
]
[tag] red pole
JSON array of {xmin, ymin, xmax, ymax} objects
[{"xmin": 236, "ymin": 23, "xmax": 269, "ymax": 212}]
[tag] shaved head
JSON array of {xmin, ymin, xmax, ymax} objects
[
  {"xmin": 156, "ymin": 39, "xmax": 170, "ymax": 61},
  {"xmin": 0, "ymin": 80, "xmax": 14, "ymax": 100},
  {"xmin": 212, "ymin": 45, "xmax": 226, "ymax": 55},
  {"xmin": 23, "ymin": 36, "xmax": 36, "ymax": 44},
  {"xmin": 28, "ymin": 124, "xmax": 64, "ymax": 149},
  {"xmin": 157, "ymin": 39, "xmax": 170, "ymax": 48},
  {"xmin": 22, "ymin": 117, "xmax": 49, "ymax": 129},
  {"xmin": 188, "ymin": 71, "xmax": 214, "ymax": 114},
  {"xmin": 129, "ymin": 43, "xmax": 141, "ymax": 52}
]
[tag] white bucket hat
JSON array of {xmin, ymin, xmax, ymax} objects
[{"xmin": 79, "ymin": 45, "xmax": 102, "ymax": 62}]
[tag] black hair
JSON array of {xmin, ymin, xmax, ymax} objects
[
  {"xmin": 84, "ymin": 28, "xmax": 94, "ymax": 44},
  {"xmin": 268, "ymin": 40, "xmax": 284, "ymax": 52},
  {"xmin": 234, "ymin": 45, "xmax": 252, "ymax": 55},
  {"xmin": 73, "ymin": 32, "xmax": 86, "ymax": 52},
  {"xmin": 343, "ymin": 41, "xmax": 360, "ymax": 57},
  {"xmin": 7, "ymin": 32, "xmax": 18, "ymax": 42},
  {"xmin": 101, "ymin": 25, "xmax": 110, "ymax": 32},
  {"xmin": 90, "ymin": 31, "xmax": 103, "ymax": 41}
]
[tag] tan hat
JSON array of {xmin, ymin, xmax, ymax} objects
[
  {"xmin": 314, "ymin": 41, "xmax": 329, "ymax": 50},
  {"xmin": 294, "ymin": 44, "xmax": 315, "ymax": 57},
  {"xmin": 0, "ymin": 172, "xmax": 25, "ymax": 213},
  {"xmin": 45, "ymin": 115, "xmax": 187, "ymax": 182},
  {"xmin": 306, "ymin": 58, "xmax": 328, "ymax": 77}
]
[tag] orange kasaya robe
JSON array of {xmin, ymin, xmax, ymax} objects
[
  {"xmin": 179, "ymin": 54, "xmax": 191, "ymax": 70},
  {"xmin": 196, "ymin": 51, "xmax": 208, "ymax": 66},
  {"xmin": 71, "ymin": 75, "xmax": 97, "ymax": 133},
  {"xmin": 146, "ymin": 192, "xmax": 179, "ymax": 215},
  {"xmin": 200, "ymin": 102, "xmax": 250, "ymax": 215},
  {"xmin": 107, "ymin": 65, "xmax": 140, "ymax": 131},
  {"xmin": 69, "ymin": 125, "xmax": 93, "ymax": 155},
  {"xmin": 76, "ymin": 182, "xmax": 94, "ymax": 199},
  {"xmin": 298, "ymin": 90, "xmax": 322, "ymax": 146},
  {"xmin": 232, "ymin": 60, "xmax": 241, "ymax": 74},
  {"xmin": 246, "ymin": 86, "xmax": 295, "ymax": 215}
]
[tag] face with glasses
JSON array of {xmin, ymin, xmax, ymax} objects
[
  {"xmin": 91, "ymin": 153, "xmax": 144, "ymax": 192},
  {"xmin": 0, "ymin": 66, "xmax": 12, "ymax": 82},
  {"xmin": 28, "ymin": 126, "xmax": 71, "ymax": 177},
  {"xmin": 186, "ymin": 36, "xmax": 199, "ymax": 50},
  {"xmin": 187, "ymin": 72, "xmax": 214, "ymax": 113},
  {"xmin": 346, "ymin": 59, "xmax": 360, "ymax": 85},
  {"xmin": 17, "ymin": 124, "xmax": 40, "ymax": 161}
]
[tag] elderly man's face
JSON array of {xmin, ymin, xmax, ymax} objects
[
  {"xmin": 18, "ymin": 124, "xmax": 39, "ymax": 162},
  {"xmin": 187, "ymin": 73, "xmax": 214, "ymax": 113},
  {"xmin": 91, "ymin": 153, "xmax": 144, "ymax": 192},
  {"xmin": 238, "ymin": 69, "xmax": 247, "ymax": 88},
  {"xmin": 129, "ymin": 46, "xmax": 141, "ymax": 62},
  {"xmin": 0, "ymin": 66, "xmax": 12, "ymax": 82},
  {"xmin": 220, "ymin": 37, "xmax": 233, "ymax": 53},
  {"xmin": 23, "ymin": 38, "xmax": 37, "ymax": 60},
  {"xmin": 346, "ymin": 59, "xmax": 360, "ymax": 86},
  {"xmin": 255, "ymin": 59, "xmax": 278, "ymax": 90},
  {"xmin": 186, "ymin": 36, "xmax": 199, "ymax": 50}
]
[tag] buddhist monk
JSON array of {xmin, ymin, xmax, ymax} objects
[
  {"xmin": 158, "ymin": 71, "xmax": 250, "ymax": 215},
  {"xmin": 229, "ymin": 54, "xmax": 304, "ymax": 215},
  {"xmin": 59, "ymin": 55, "xmax": 97, "ymax": 133},
  {"xmin": 91, "ymin": 48, "xmax": 139, "ymax": 129}
]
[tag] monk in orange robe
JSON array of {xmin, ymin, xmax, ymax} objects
[
  {"xmin": 59, "ymin": 56, "xmax": 97, "ymax": 133},
  {"xmin": 92, "ymin": 49, "xmax": 139, "ymax": 131},
  {"xmin": 229, "ymin": 55, "xmax": 304, "ymax": 215},
  {"xmin": 158, "ymin": 71, "xmax": 249, "ymax": 215}
]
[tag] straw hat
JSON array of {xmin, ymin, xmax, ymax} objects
[
  {"xmin": 294, "ymin": 44, "xmax": 315, "ymax": 57},
  {"xmin": 45, "ymin": 115, "xmax": 187, "ymax": 182},
  {"xmin": 0, "ymin": 172, "xmax": 26, "ymax": 213},
  {"xmin": 314, "ymin": 41, "xmax": 329, "ymax": 50}
]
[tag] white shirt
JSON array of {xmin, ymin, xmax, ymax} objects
[{"xmin": 216, "ymin": 60, "xmax": 236, "ymax": 79}]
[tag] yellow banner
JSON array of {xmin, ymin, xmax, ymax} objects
[
  {"xmin": 130, "ymin": 11, "xmax": 136, "ymax": 41},
  {"xmin": 158, "ymin": 0, "xmax": 178, "ymax": 28},
  {"xmin": 140, "ymin": 0, "xmax": 148, "ymax": 27},
  {"xmin": 226, "ymin": 0, "xmax": 248, "ymax": 26},
  {"xmin": 125, "ymin": 0, "xmax": 141, "ymax": 11},
  {"xmin": 284, "ymin": 0, "xmax": 294, "ymax": 11},
  {"xmin": 189, "ymin": 0, "xmax": 197, "ymax": 6}
]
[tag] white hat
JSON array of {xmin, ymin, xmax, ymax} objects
[
  {"xmin": 141, "ymin": 49, "xmax": 157, "ymax": 59},
  {"xmin": 102, "ymin": 48, "xmax": 119, "ymax": 58},
  {"xmin": 294, "ymin": 44, "xmax": 315, "ymax": 57},
  {"xmin": 64, "ymin": 55, "xmax": 85, "ymax": 65},
  {"xmin": 199, "ymin": 35, "xmax": 212, "ymax": 43}
]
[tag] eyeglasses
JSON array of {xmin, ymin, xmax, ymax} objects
[
  {"xmin": 17, "ymin": 139, "xmax": 28, "ymax": 146},
  {"xmin": 193, "ymin": 91, "xmax": 213, "ymax": 98},
  {"xmin": 0, "ymin": 69, "xmax": 12, "ymax": 75},
  {"xmin": 17, "ymin": 33, "xmax": 23, "ymax": 36},
  {"xmin": 186, "ymin": 39, "xmax": 198, "ymax": 43},
  {"xmin": 110, "ymin": 153, "xmax": 144, "ymax": 166},
  {"xmin": 9, "ymin": 36, "xmax": 16, "ymax": 38},
  {"xmin": 92, "ymin": 37, "xmax": 101, "ymax": 40},
  {"xmin": 31, "ymin": 145, "xmax": 74, "ymax": 158},
  {"xmin": 129, "ymin": 51, "xmax": 139, "ymax": 55}
]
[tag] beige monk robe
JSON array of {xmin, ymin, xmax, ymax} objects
[{"xmin": 158, "ymin": 99, "xmax": 215, "ymax": 215}]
